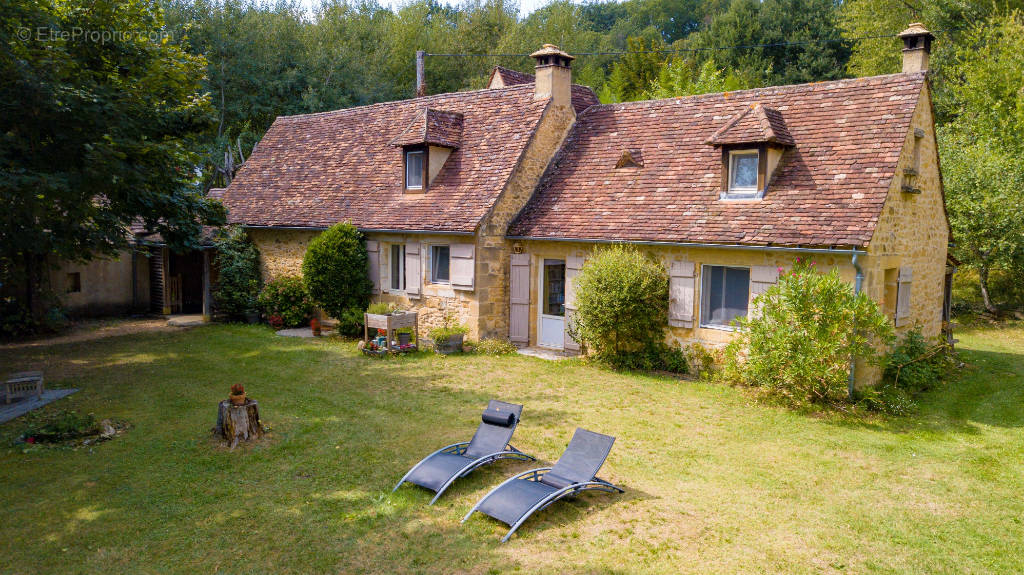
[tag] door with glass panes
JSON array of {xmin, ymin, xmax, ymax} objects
[{"xmin": 538, "ymin": 259, "xmax": 566, "ymax": 348}]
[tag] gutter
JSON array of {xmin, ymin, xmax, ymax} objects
[
  {"xmin": 848, "ymin": 252, "xmax": 865, "ymax": 400},
  {"xmin": 506, "ymin": 235, "xmax": 867, "ymax": 255},
  {"xmin": 243, "ymin": 225, "xmax": 475, "ymax": 237}
]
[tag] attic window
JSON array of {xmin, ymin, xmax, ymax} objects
[
  {"xmin": 405, "ymin": 148, "xmax": 426, "ymax": 191},
  {"xmin": 728, "ymin": 150, "xmax": 759, "ymax": 194},
  {"xmin": 615, "ymin": 149, "xmax": 643, "ymax": 169}
]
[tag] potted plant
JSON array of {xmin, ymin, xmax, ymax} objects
[
  {"xmin": 397, "ymin": 327, "xmax": 413, "ymax": 347},
  {"xmin": 268, "ymin": 314, "xmax": 284, "ymax": 330},
  {"xmin": 310, "ymin": 317, "xmax": 322, "ymax": 336},
  {"xmin": 230, "ymin": 384, "xmax": 247, "ymax": 406},
  {"xmin": 428, "ymin": 312, "xmax": 469, "ymax": 355},
  {"xmin": 244, "ymin": 309, "xmax": 260, "ymax": 324}
]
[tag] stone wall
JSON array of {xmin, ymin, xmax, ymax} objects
[
  {"xmin": 863, "ymin": 83, "xmax": 948, "ymax": 340},
  {"xmin": 248, "ymin": 228, "xmax": 320, "ymax": 280},
  {"xmin": 474, "ymin": 98, "xmax": 577, "ymax": 339}
]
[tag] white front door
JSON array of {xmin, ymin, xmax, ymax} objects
[{"xmin": 538, "ymin": 259, "xmax": 566, "ymax": 349}]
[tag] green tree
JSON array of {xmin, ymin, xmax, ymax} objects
[
  {"xmin": 599, "ymin": 36, "xmax": 665, "ymax": 102},
  {"xmin": 643, "ymin": 57, "xmax": 752, "ymax": 98},
  {"xmin": 0, "ymin": 0, "xmax": 225, "ymax": 319},
  {"xmin": 937, "ymin": 13, "xmax": 1024, "ymax": 312},
  {"xmin": 301, "ymin": 222, "xmax": 372, "ymax": 335}
]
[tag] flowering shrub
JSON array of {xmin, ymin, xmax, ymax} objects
[
  {"xmin": 721, "ymin": 259, "xmax": 894, "ymax": 406},
  {"xmin": 257, "ymin": 276, "xmax": 312, "ymax": 328}
]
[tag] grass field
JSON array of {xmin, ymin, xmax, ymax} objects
[{"xmin": 1, "ymin": 322, "xmax": 1022, "ymax": 574}]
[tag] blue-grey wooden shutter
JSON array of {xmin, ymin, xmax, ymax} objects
[
  {"xmin": 749, "ymin": 265, "xmax": 780, "ymax": 319},
  {"xmin": 366, "ymin": 240, "xmax": 380, "ymax": 294},
  {"xmin": 405, "ymin": 241, "xmax": 421, "ymax": 299},
  {"xmin": 450, "ymin": 243, "xmax": 475, "ymax": 291},
  {"xmin": 669, "ymin": 260, "xmax": 695, "ymax": 328},
  {"xmin": 895, "ymin": 265, "xmax": 913, "ymax": 327},
  {"xmin": 564, "ymin": 255, "xmax": 584, "ymax": 352},
  {"xmin": 509, "ymin": 253, "xmax": 530, "ymax": 343}
]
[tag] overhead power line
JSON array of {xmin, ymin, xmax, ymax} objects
[{"xmin": 424, "ymin": 27, "xmax": 963, "ymax": 58}]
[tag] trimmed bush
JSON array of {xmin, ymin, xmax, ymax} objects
[
  {"xmin": 212, "ymin": 226, "xmax": 261, "ymax": 319},
  {"xmin": 721, "ymin": 259, "xmax": 894, "ymax": 406},
  {"xmin": 570, "ymin": 245, "xmax": 684, "ymax": 372},
  {"xmin": 257, "ymin": 276, "xmax": 312, "ymax": 328},
  {"xmin": 302, "ymin": 222, "xmax": 373, "ymax": 336}
]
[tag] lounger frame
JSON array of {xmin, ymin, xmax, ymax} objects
[
  {"xmin": 461, "ymin": 467, "xmax": 624, "ymax": 542},
  {"xmin": 393, "ymin": 441, "xmax": 535, "ymax": 504}
]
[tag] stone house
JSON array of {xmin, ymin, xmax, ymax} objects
[{"xmin": 219, "ymin": 26, "xmax": 952, "ymax": 384}]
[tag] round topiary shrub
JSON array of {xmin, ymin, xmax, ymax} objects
[
  {"xmin": 302, "ymin": 222, "xmax": 373, "ymax": 336},
  {"xmin": 211, "ymin": 226, "xmax": 262, "ymax": 319},
  {"xmin": 721, "ymin": 259, "xmax": 894, "ymax": 406},
  {"xmin": 257, "ymin": 276, "xmax": 312, "ymax": 328},
  {"xmin": 570, "ymin": 245, "xmax": 681, "ymax": 370}
]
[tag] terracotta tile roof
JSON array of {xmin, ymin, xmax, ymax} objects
[
  {"xmin": 389, "ymin": 108, "xmax": 464, "ymax": 148},
  {"xmin": 705, "ymin": 103, "xmax": 794, "ymax": 147},
  {"xmin": 509, "ymin": 73, "xmax": 927, "ymax": 248},
  {"xmin": 490, "ymin": 66, "xmax": 534, "ymax": 87},
  {"xmin": 488, "ymin": 66, "xmax": 600, "ymax": 115},
  {"xmin": 220, "ymin": 84, "xmax": 549, "ymax": 232}
]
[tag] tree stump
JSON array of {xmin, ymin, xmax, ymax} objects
[{"xmin": 215, "ymin": 399, "xmax": 264, "ymax": 449}]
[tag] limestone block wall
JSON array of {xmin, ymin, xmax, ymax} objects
[
  {"xmin": 249, "ymin": 227, "xmax": 480, "ymax": 337},
  {"xmin": 517, "ymin": 239, "xmax": 856, "ymax": 349},
  {"xmin": 864, "ymin": 84, "xmax": 949, "ymax": 340},
  {"xmin": 248, "ymin": 228, "xmax": 320, "ymax": 280},
  {"xmin": 475, "ymin": 99, "xmax": 577, "ymax": 340}
]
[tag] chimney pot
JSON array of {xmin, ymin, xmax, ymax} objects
[
  {"xmin": 530, "ymin": 44, "xmax": 574, "ymax": 109},
  {"xmin": 898, "ymin": 23, "xmax": 935, "ymax": 73}
]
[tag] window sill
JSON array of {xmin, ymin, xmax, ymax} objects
[
  {"xmin": 719, "ymin": 190, "xmax": 763, "ymax": 201},
  {"xmin": 699, "ymin": 323, "xmax": 740, "ymax": 332}
]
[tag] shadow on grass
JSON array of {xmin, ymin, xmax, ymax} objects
[{"xmin": 820, "ymin": 346, "xmax": 1024, "ymax": 436}]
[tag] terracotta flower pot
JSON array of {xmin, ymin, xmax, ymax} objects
[{"xmin": 230, "ymin": 392, "xmax": 247, "ymax": 406}]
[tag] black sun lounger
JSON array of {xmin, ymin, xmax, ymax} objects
[
  {"xmin": 462, "ymin": 427, "xmax": 623, "ymax": 542},
  {"xmin": 393, "ymin": 400, "xmax": 534, "ymax": 504}
]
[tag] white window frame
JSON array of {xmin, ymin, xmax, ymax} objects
[
  {"xmin": 699, "ymin": 264, "xmax": 750, "ymax": 331},
  {"xmin": 727, "ymin": 150, "xmax": 759, "ymax": 196},
  {"xmin": 389, "ymin": 244, "xmax": 406, "ymax": 292},
  {"xmin": 405, "ymin": 149, "xmax": 425, "ymax": 190},
  {"xmin": 430, "ymin": 244, "xmax": 450, "ymax": 285}
]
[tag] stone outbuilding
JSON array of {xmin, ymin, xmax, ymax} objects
[{"xmin": 219, "ymin": 28, "xmax": 952, "ymax": 385}]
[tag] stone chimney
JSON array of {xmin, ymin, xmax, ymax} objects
[
  {"xmin": 530, "ymin": 44, "xmax": 573, "ymax": 108},
  {"xmin": 898, "ymin": 23, "xmax": 935, "ymax": 73}
]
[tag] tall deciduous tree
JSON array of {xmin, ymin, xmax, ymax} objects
[
  {"xmin": 0, "ymin": 0, "xmax": 225, "ymax": 317},
  {"xmin": 936, "ymin": 13, "xmax": 1024, "ymax": 312}
]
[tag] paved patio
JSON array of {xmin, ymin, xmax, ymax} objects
[{"xmin": 0, "ymin": 389, "xmax": 79, "ymax": 424}]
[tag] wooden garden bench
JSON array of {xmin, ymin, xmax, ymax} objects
[{"xmin": 4, "ymin": 371, "xmax": 44, "ymax": 404}]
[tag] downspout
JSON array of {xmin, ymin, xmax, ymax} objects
[{"xmin": 848, "ymin": 252, "xmax": 864, "ymax": 400}]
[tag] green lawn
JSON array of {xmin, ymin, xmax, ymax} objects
[{"xmin": 1, "ymin": 322, "xmax": 1022, "ymax": 574}]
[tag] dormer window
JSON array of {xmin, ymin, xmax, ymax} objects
[
  {"xmin": 405, "ymin": 148, "xmax": 426, "ymax": 191},
  {"xmin": 728, "ymin": 150, "xmax": 759, "ymax": 194},
  {"xmin": 705, "ymin": 103, "xmax": 794, "ymax": 201}
]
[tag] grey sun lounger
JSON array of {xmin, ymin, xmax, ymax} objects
[
  {"xmin": 462, "ymin": 427, "xmax": 623, "ymax": 542},
  {"xmin": 393, "ymin": 400, "xmax": 535, "ymax": 504}
]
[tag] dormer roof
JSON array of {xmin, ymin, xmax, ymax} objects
[
  {"xmin": 390, "ymin": 108, "xmax": 463, "ymax": 149},
  {"xmin": 705, "ymin": 103, "xmax": 794, "ymax": 147}
]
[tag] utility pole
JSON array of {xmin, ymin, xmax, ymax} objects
[{"xmin": 415, "ymin": 50, "xmax": 426, "ymax": 97}]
